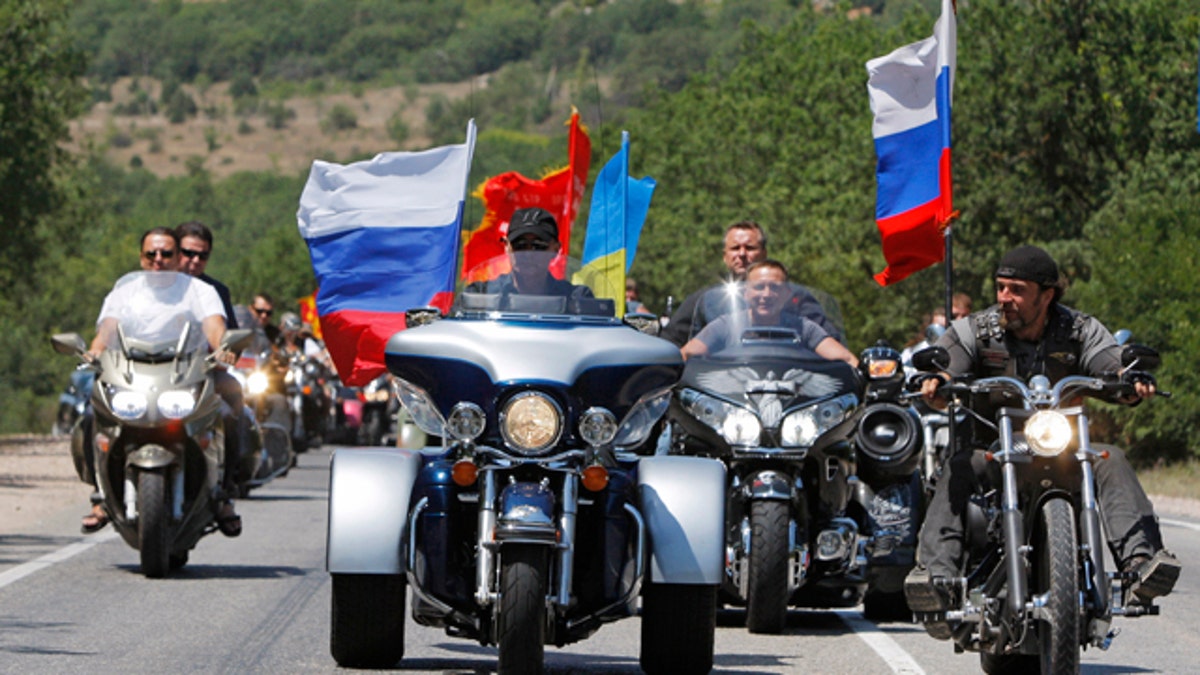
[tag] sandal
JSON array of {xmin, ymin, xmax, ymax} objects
[
  {"xmin": 81, "ymin": 505, "xmax": 109, "ymax": 534},
  {"xmin": 216, "ymin": 501, "xmax": 242, "ymax": 538}
]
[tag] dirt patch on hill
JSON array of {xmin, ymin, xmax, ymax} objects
[{"xmin": 69, "ymin": 77, "xmax": 481, "ymax": 179}]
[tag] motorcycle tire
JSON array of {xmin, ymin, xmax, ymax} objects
[
  {"xmin": 640, "ymin": 582, "xmax": 717, "ymax": 675},
  {"xmin": 746, "ymin": 500, "xmax": 790, "ymax": 634},
  {"xmin": 980, "ymin": 498, "xmax": 1079, "ymax": 675},
  {"xmin": 497, "ymin": 545, "xmax": 547, "ymax": 675},
  {"xmin": 330, "ymin": 573, "xmax": 406, "ymax": 668},
  {"xmin": 137, "ymin": 470, "xmax": 171, "ymax": 578}
]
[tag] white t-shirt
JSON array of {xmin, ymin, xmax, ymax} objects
[{"xmin": 96, "ymin": 271, "xmax": 226, "ymax": 351}]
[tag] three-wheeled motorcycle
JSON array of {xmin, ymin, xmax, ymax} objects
[{"xmin": 326, "ymin": 253, "xmax": 724, "ymax": 673}]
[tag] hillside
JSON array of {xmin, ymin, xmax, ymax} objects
[{"xmin": 71, "ymin": 77, "xmax": 479, "ymax": 178}]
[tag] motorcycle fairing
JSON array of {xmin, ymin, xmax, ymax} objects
[
  {"xmin": 327, "ymin": 447, "xmax": 422, "ymax": 573},
  {"xmin": 638, "ymin": 456, "xmax": 726, "ymax": 585},
  {"xmin": 386, "ymin": 318, "xmax": 683, "ymax": 440}
]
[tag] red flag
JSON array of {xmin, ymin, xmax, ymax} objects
[
  {"xmin": 461, "ymin": 110, "xmax": 590, "ymax": 282},
  {"xmin": 297, "ymin": 291, "xmax": 323, "ymax": 340}
]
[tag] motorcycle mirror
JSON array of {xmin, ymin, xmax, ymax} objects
[
  {"xmin": 1113, "ymin": 329, "xmax": 1132, "ymax": 345},
  {"xmin": 51, "ymin": 333, "xmax": 88, "ymax": 356},
  {"xmin": 911, "ymin": 345, "xmax": 950, "ymax": 373},
  {"xmin": 222, "ymin": 328, "xmax": 255, "ymax": 354},
  {"xmin": 1120, "ymin": 344, "xmax": 1161, "ymax": 371},
  {"xmin": 405, "ymin": 307, "xmax": 443, "ymax": 329},
  {"xmin": 623, "ymin": 312, "xmax": 661, "ymax": 336}
]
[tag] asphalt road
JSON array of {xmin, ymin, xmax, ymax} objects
[{"xmin": 2, "ymin": 445, "xmax": 1197, "ymax": 674}]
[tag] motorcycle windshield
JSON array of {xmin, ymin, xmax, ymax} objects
[
  {"xmin": 456, "ymin": 252, "xmax": 620, "ymax": 320},
  {"xmin": 680, "ymin": 337, "xmax": 862, "ymax": 414},
  {"xmin": 97, "ymin": 271, "xmax": 211, "ymax": 356},
  {"xmin": 687, "ymin": 280, "xmax": 846, "ymax": 344}
]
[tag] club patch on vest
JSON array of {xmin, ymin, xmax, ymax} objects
[
  {"xmin": 981, "ymin": 348, "xmax": 1008, "ymax": 370},
  {"xmin": 1048, "ymin": 351, "xmax": 1078, "ymax": 367}
]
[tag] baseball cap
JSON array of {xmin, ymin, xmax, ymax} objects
[
  {"xmin": 505, "ymin": 208, "xmax": 558, "ymax": 243},
  {"xmin": 995, "ymin": 245, "xmax": 1060, "ymax": 287}
]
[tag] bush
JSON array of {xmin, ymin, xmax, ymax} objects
[
  {"xmin": 386, "ymin": 110, "xmax": 410, "ymax": 146},
  {"xmin": 321, "ymin": 103, "xmax": 358, "ymax": 133}
]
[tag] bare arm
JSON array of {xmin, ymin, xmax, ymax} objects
[
  {"xmin": 815, "ymin": 336, "xmax": 858, "ymax": 367},
  {"xmin": 88, "ymin": 318, "xmax": 119, "ymax": 359},
  {"xmin": 680, "ymin": 337, "xmax": 709, "ymax": 362},
  {"xmin": 203, "ymin": 314, "xmax": 236, "ymax": 364}
]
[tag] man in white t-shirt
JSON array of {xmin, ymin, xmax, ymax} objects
[{"xmin": 81, "ymin": 227, "xmax": 242, "ymax": 536}]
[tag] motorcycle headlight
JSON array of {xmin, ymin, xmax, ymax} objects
[
  {"xmin": 1025, "ymin": 410, "xmax": 1072, "ymax": 457},
  {"xmin": 392, "ymin": 378, "xmax": 446, "ymax": 437},
  {"xmin": 157, "ymin": 390, "xmax": 197, "ymax": 419},
  {"xmin": 110, "ymin": 391, "xmax": 149, "ymax": 420},
  {"xmin": 722, "ymin": 408, "xmax": 762, "ymax": 446},
  {"xmin": 614, "ymin": 387, "xmax": 673, "ymax": 450},
  {"xmin": 246, "ymin": 371, "xmax": 269, "ymax": 396},
  {"xmin": 579, "ymin": 407, "xmax": 618, "ymax": 447},
  {"xmin": 500, "ymin": 392, "xmax": 562, "ymax": 455},
  {"xmin": 680, "ymin": 389, "xmax": 762, "ymax": 447},
  {"xmin": 780, "ymin": 394, "xmax": 857, "ymax": 448},
  {"xmin": 446, "ymin": 402, "xmax": 486, "ymax": 441}
]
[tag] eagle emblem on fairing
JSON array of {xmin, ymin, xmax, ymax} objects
[{"xmin": 695, "ymin": 368, "xmax": 841, "ymax": 428}]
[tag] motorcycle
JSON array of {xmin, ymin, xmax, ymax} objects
[
  {"xmin": 53, "ymin": 368, "xmax": 95, "ymax": 436},
  {"xmin": 356, "ymin": 373, "xmax": 396, "ymax": 446},
  {"xmin": 231, "ymin": 348, "xmax": 295, "ymax": 495},
  {"xmin": 51, "ymin": 280, "xmax": 253, "ymax": 577},
  {"xmin": 909, "ymin": 343, "xmax": 1167, "ymax": 672},
  {"xmin": 665, "ymin": 303, "xmax": 920, "ymax": 632},
  {"xmin": 285, "ymin": 351, "xmax": 331, "ymax": 452},
  {"xmin": 326, "ymin": 253, "xmax": 724, "ymax": 673}
]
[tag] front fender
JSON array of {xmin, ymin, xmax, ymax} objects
[
  {"xmin": 638, "ymin": 455, "xmax": 725, "ymax": 585},
  {"xmin": 326, "ymin": 446, "xmax": 422, "ymax": 573}
]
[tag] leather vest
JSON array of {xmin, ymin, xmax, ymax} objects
[{"xmin": 969, "ymin": 304, "xmax": 1090, "ymax": 382}]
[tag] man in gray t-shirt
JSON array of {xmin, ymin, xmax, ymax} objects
[{"xmin": 681, "ymin": 260, "xmax": 856, "ymax": 367}]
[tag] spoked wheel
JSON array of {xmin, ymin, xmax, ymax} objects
[
  {"xmin": 746, "ymin": 499, "xmax": 790, "ymax": 633},
  {"xmin": 980, "ymin": 498, "xmax": 1079, "ymax": 675},
  {"xmin": 330, "ymin": 573, "xmax": 406, "ymax": 668},
  {"xmin": 137, "ymin": 470, "xmax": 171, "ymax": 578},
  {"xmin": 497, "ymin": 545, "xmax": 548, "ymax": 675},
  {"xmin": 640, "ymin": 583, "xmax": 717, "ymax": 675}
]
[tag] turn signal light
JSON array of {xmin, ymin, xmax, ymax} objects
[
  {"xmin": 581, "ymin": 464, "xmax": 609, "ymax": 492},
  {"xmin": 95, "ymin": 433, "xmax": 111, "ymax": 454},
  {"xmin": 451, "ymin": 459, "xmax": 478, "ymax": 486}
]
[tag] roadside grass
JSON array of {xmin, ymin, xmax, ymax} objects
[{"xmin": 1137, "ymin": 461, "xmax": 1200, "ymax": 500}]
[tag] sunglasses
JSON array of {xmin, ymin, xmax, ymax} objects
[
  {"xmin": 253, "ymin": 307, "xmax": 273, "ymax": 316},
  {"xmin": 142, "ymin": 249, "xmax": 176, "ymax": 260},
  {"xmin": 509, "ymin": 238, "xmax": 552, "ymax": 252},
  {"xmin": 181, "ymin": 248, "xmax": 211, "ymax": 261}
]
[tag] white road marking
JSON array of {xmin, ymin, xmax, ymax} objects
[
  {"xmin": 1160, "ymin": 518, "xmax": 1200, "ymax": 533},
  {"xmin": 0, "ymin": 530, "xmax": 118, "ymax": 589},
  {"xmin": 835, "ymin": 609, "xmax": 927, "ymax": 674}
]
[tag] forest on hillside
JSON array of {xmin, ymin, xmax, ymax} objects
[{"xmin": 2, "ymin": 0, "xmax": 1198, "ymax": 465}]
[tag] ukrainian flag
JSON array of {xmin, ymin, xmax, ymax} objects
[{"xmin": 574, "ymin": 132, "xmax": 656, "ymax": 315}]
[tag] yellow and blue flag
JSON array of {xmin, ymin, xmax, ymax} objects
[{"xmin": 574, "ymin": 132, "xmax": 656, "ymax": 315}]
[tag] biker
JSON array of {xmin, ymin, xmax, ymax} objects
[
  {"xmin": 81, "ymin": 227, "xmax": 242, "ymax": 536},
  {"xmin": 464, "ymin": 207, "xmax": 594, "ymax": 302},
  {"xmin": 904, "ymin": 245, "xmax": 1180, "ymax": 628},
  {"xmin": 175, "ymin": 220, "xmax": 245, "ymax": 535},
  {"xmin": 661, "ymin": 220, "xmax": 843, "ymax": 346},
  {"xmin": 681, "ymin": 260, "xmax": 857, "ymax": 366}
]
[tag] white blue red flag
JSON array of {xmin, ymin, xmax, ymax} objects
[
  {"xmin": 573, "ymin": 131, "xmax": 656, "ymax": 315},
  {"xmin": 867, "ymin": 0, "xmax": 956, "ymax": 286},
  {"xmin": 297, "ymin": 121, "xmax": 477, "ymax": 385}
]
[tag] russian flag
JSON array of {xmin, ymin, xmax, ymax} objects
[
  {"xmin": 296, "ymin": 121, "xmax": 477, "ymax": 385},
  {"xmin": 867, "ymin": 0, "xmax": 956, "ymax": 287},
  {"xmin": 573, "ymin": 131, "xmax": 656, "ymax": 315}
]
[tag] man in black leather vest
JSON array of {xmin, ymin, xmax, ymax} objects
[{"xmin": 904, "ymin": 246, "xmax": 1179, "ymax": 631}]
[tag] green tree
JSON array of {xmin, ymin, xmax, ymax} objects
[{"xmin": 0, "ymin": 0, "xmax": 88, "ymax": 285}]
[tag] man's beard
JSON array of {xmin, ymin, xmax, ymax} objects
[{"xmin": 998, "ymin": 311, "xmax": 1025, "ymax": 331}]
